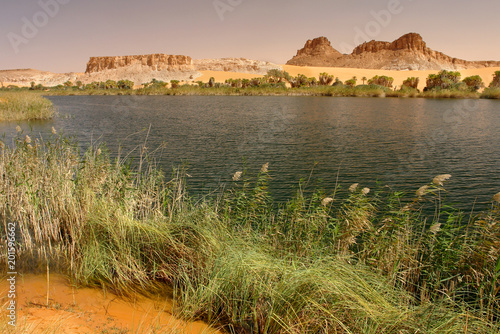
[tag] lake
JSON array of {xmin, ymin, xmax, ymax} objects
[{"xmin": 2, "ymin": 95, "xmax": 499, "ymax": 210}]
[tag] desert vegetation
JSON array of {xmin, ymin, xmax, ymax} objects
[
  {"xmin": 481, "ymin": 71, "xmax": 500, "ymax": 99},
  {"xmin": 1, "ymin": 127, "xmax": 500, "ymax": 333},
  {"xmin": 0, "ymin": 91, "xmax": 55, "ymax": 121},
  {"xmin": 4, "ymin": 69, "xmax": 500, "ymax": 99}
]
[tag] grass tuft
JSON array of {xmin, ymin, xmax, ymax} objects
[{"xmin": 0, "ymin": 92, "xmax": 55, "ymax": 121}]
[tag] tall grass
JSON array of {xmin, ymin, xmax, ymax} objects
[
  {"xmin": 420, "ymin": 89, "xmax": 480, "ymax": 99},
  {"xmin": 1, "ymin": 131, "xmax": 499, "ymax": 333},
  {"xmin": 0, "ymin": 92, "xmax": 55, "ymax": 121},
  {"xmin": 481, "ymin": 88, "xmax": 500, "ymax": 99},
  {"xmin": 10, "ymin": 85, "xmax": 493, "ymax": 99}
]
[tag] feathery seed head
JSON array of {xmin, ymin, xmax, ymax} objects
[
  {"xmin": 27, "ymin": 144, "xmax": 33, "ymax": 150},
  {"xmin": 432, "ymin": 174, "xmax": 451, "ymax": 186},
  {"xmin": 362, "ymin": 187, "xmax": 370, "ymax": 195},
  {"xmin": 25, "ymin": 135, "xmax": 31, "ymax": 144},
  {"xmin": 16, "ymin": 125, "xmax": 21, "ymax": 133},
  {"xmin": 51, "ymin": 127, "xmax": 57, "ymax": 135},
  {"xmin": 232, "ymin": 171, "xmax": 242, "ymax": 181},
  {"xmin": 492, "ymin": 192, "xmax": 500, "ymax": 203},
  {"xmin": 430, "ymin": 223, "xmax": 442, "ymax": 234},
  {"xmin": 260, "ymin": 163, "xmax": 269, "ymax": 173},
  {"xmin": 416, "ymin": 185, "xmax": 430, "ymax": 197},
  {"xmin": 96, "ymin": 148, "xmax": 102, "ymax": 156},
  {"xmin": 349, "ymin": 183, "xmax": 359, "ymax": 192},
  {"xmin": 322, "ymin": 197, "xmax": 334, "ymax": 206}
]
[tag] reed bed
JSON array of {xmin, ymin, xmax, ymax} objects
[
  {"xmin": 481, "ymin": 88, "xmax": 500, "ymax": 99},
  {"xmin": 1, "ymin": 130, "xmax": 499, "ymax": 333},
  {"xmin": 0, "ymin": 92, "xmax": 55, "ymax": 121},
  {"xmin": 419, "ymin": 90, "xmax": 480, "ymax": 99},
  {"xmin": 20, "ymin": 85, "xmax": 491, "ymax": 99}
]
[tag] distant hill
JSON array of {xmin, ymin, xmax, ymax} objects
[
  {"xmin": 286, "ymin": 33, "xmax": 500, "ymax": 70},
  {"xmin": 0, "ymin": 57, "xmax": 282, "ymax": 87}
]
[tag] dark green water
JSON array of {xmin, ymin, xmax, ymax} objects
[{"xmin": 2, "ymin": 95, "xmax": 499, "ymax": 210}]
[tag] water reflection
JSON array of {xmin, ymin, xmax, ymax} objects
[{"xmin": 1, "ymin": 95, "xmax": 499, "ymax": 211}]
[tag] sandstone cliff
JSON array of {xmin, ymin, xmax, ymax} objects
[
  {"xmin": 287, "ymin": 33, "xmax": 500, "ymax": 70},
  {"xmin": 85, "ymin": 54, "xmax": 194, "ymax": 74},
  {"xmin": 81, "ymin": 54, "xmax": 199, "ymax": 84}
]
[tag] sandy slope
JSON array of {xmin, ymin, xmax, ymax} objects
[{"xmin": 0, "ymin": 274, "xmax": 222, "ymax": 333}]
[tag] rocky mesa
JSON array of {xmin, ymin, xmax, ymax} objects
[
  {"xmin": 85, "ymin": 54, "xmax": 194, "ymax": 74},
  {"xmin": 287, "ymin": 33, "xmax": 500, "ymax": 70},
  {"xmin": 82, "ymin": 54, "xmax": 199, "ymax": 84}
]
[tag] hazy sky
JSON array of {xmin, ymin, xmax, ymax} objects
[{"xmin": 1, "ymin": 0, "xmax": 499, "ymax": 73}]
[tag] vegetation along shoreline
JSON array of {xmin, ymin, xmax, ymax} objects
[{"xmin": 2, "ymin": 69, "xmax": 500, "ymax": 101}]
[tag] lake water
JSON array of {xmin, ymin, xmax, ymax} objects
[{"xmin": 2, "ymin": 95, "xmax": 499, "ymax": 210}]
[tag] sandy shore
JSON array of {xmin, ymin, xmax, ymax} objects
[{"xmin": 0, "ymin": 274, "xmax": 222, "ymax": 333}]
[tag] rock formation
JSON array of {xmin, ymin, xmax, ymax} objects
[
  {"xmin": 0, "ymin": 69, "xmax": 80, "ymax": 87},
  {"xmin": 287, "ymin": 33, "xmax": 500, "ymax": 70},
  {"xmin": 85, "ymin": 54, "xmax": 193, "ymax": 74},
  {"xmin": 287, "ymin": 37, "xmax": 343, "ymax": 67},
  {"xmin": 193, "ymin": 58, "xmax": 282, "ymax": 75},
  {"xmin": 80, "ymin": 54, "xmax": 199, "ymax": 85},
  {"xmin": 0, "ymin": 56, "xmax": 283, "ymax": 87}
]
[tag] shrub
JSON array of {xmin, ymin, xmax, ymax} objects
[
  {"xmin": 425, "ymin": 70, "xmax": 461, "ymax": 90},
  {"xmin": 345, "ymin": 77, "xmax": 357, "ymax": 88},
  {"xmin": 308, "ymin": 77, "xmax": 317, "ymax": 87},
  {"xmin": 289, "ymin": 74, "xmax": 309, "ymax": 88},
  {"xmin": 332, "ymin": 78, "xmax": 343, "ymax": 86},
  {"xmin": 462, "ymin": 75, "xmax": 484, "ymax": 91},
  {"xmin": 170, "ymin": 80, "xmax": 180, "ymax": 89},
  {"xmin": 265, "ymin": 69, "xmax": 290, "ymax": 84},
  {"xmin": 402, "ymin": 77, "xmax": 419, "ymax": 89},
  {"xmin": 489, "ymin": 71, "xmax": 500, "ymax": 88},
  {"xmin": 117, "ymin": 80, "xmax": 134, "ymax": 89},
  {"xmin": 368, "ymin": 75, "xmax": 394, "ymax": 88},
  {"xmin": 319, "ymin": 72, "xmax": 334, "ymax": 85},
  {"xmin": 208, "ymin": 77, "xmax": 215, "ymax": 88}
]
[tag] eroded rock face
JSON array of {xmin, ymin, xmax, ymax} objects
[
  {"xmin": 353, "ymin": 33, "xmax": 426, "ymax": 55},
  {"xmin": 297, "ymin": 37, "xmax": 342, "ymax": 57},
  {"xmin": 287, "ymin": 37, "xmax": 343, "ymax": 66},
  {"xmin": 85, "ymin": 54, "xmax": 194, "ymax": 74},
  {"xmin": 193, "ymin": 58, "xmax": 282, "ymax": 74},
  {"xmin": 287, "ymin": 33, "xmax": 500, "ymax": 70}
]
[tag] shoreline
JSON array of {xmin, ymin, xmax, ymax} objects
[
  {"xmin": 0, "ymin": 274, "xmax": 221, "ymax": 333},
  {"xmin": 3, "ymin": 65, "xmax": 500, "ymax": 92}
]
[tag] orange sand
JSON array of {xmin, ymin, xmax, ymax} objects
[{"xmin": 0, "ymin": 274, "xmax": 222, "ymax": 333}]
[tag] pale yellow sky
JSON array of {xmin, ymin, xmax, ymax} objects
[{"xmin": 2, "ymin": 0, "xmax": 499, "ymax": 73}]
